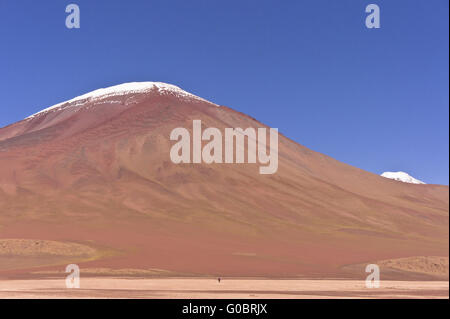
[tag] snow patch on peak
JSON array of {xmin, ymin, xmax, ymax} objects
[
  {"xmin": 26, "ymin": 82, "xmax": 215, "ymax": 119},
  {"xmin": 381, "ymin": 171, "xmax": 425, "ymax": 184}
]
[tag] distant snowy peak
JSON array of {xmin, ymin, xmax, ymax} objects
[
  {"xmin": 381, "ymin": 171, "xmax": 426, "ymax": 184},
  {"xmin": 26, "ymin": 82, "xmax": 215, "ymax": 119}
]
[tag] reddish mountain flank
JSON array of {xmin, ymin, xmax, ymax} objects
[{"xmin": 0, "ymin": 83, "xmax": 448, "ymax": 279}]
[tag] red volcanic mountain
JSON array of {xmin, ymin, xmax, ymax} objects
[{"xmin": 0, "ymin": 82, "xmax": 448, "ymax": 279}]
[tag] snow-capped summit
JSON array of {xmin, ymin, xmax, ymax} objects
[
  {"xmin": 381, "ymin": 171, "xmax": 425, "ymax": 184},
  {"xmin": 26, "ymin": 82, "xmax": 214, "ymax": 119}
]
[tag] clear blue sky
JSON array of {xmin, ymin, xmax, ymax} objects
[{"xmin": 0, "ymin": 0, "xmax": 448, "ymax": 184}]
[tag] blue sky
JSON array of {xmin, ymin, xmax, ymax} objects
[{"xmin": 0, "ymin": 0, "xmax": 448, "ymax": 184}]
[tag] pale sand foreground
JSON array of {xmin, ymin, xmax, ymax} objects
[{"xmin": 0, "ymin": 278, "xmax": 448, "ymax": 299}]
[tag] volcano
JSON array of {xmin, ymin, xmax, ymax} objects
[{"xmin": 0, "ymin": 82, "xmax": 448, "ymax": 280}]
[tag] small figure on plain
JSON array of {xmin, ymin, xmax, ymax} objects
[{"xmin": 218, "ymin": 277, "xmax": 221, "ymax": 283}]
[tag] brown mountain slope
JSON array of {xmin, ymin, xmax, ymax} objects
[{"xmin": 0, "ymin": 83, "xmax": 448, "ymax": 279}]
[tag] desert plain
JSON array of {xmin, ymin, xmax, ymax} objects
[{"xmin": 0, "ymin": 277, "xmax": 448, "ymax": 299}]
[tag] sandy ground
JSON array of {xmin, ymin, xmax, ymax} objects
[{"xmin": 0, "ymin": 278, "xmax": 448, "ymax": 299}]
